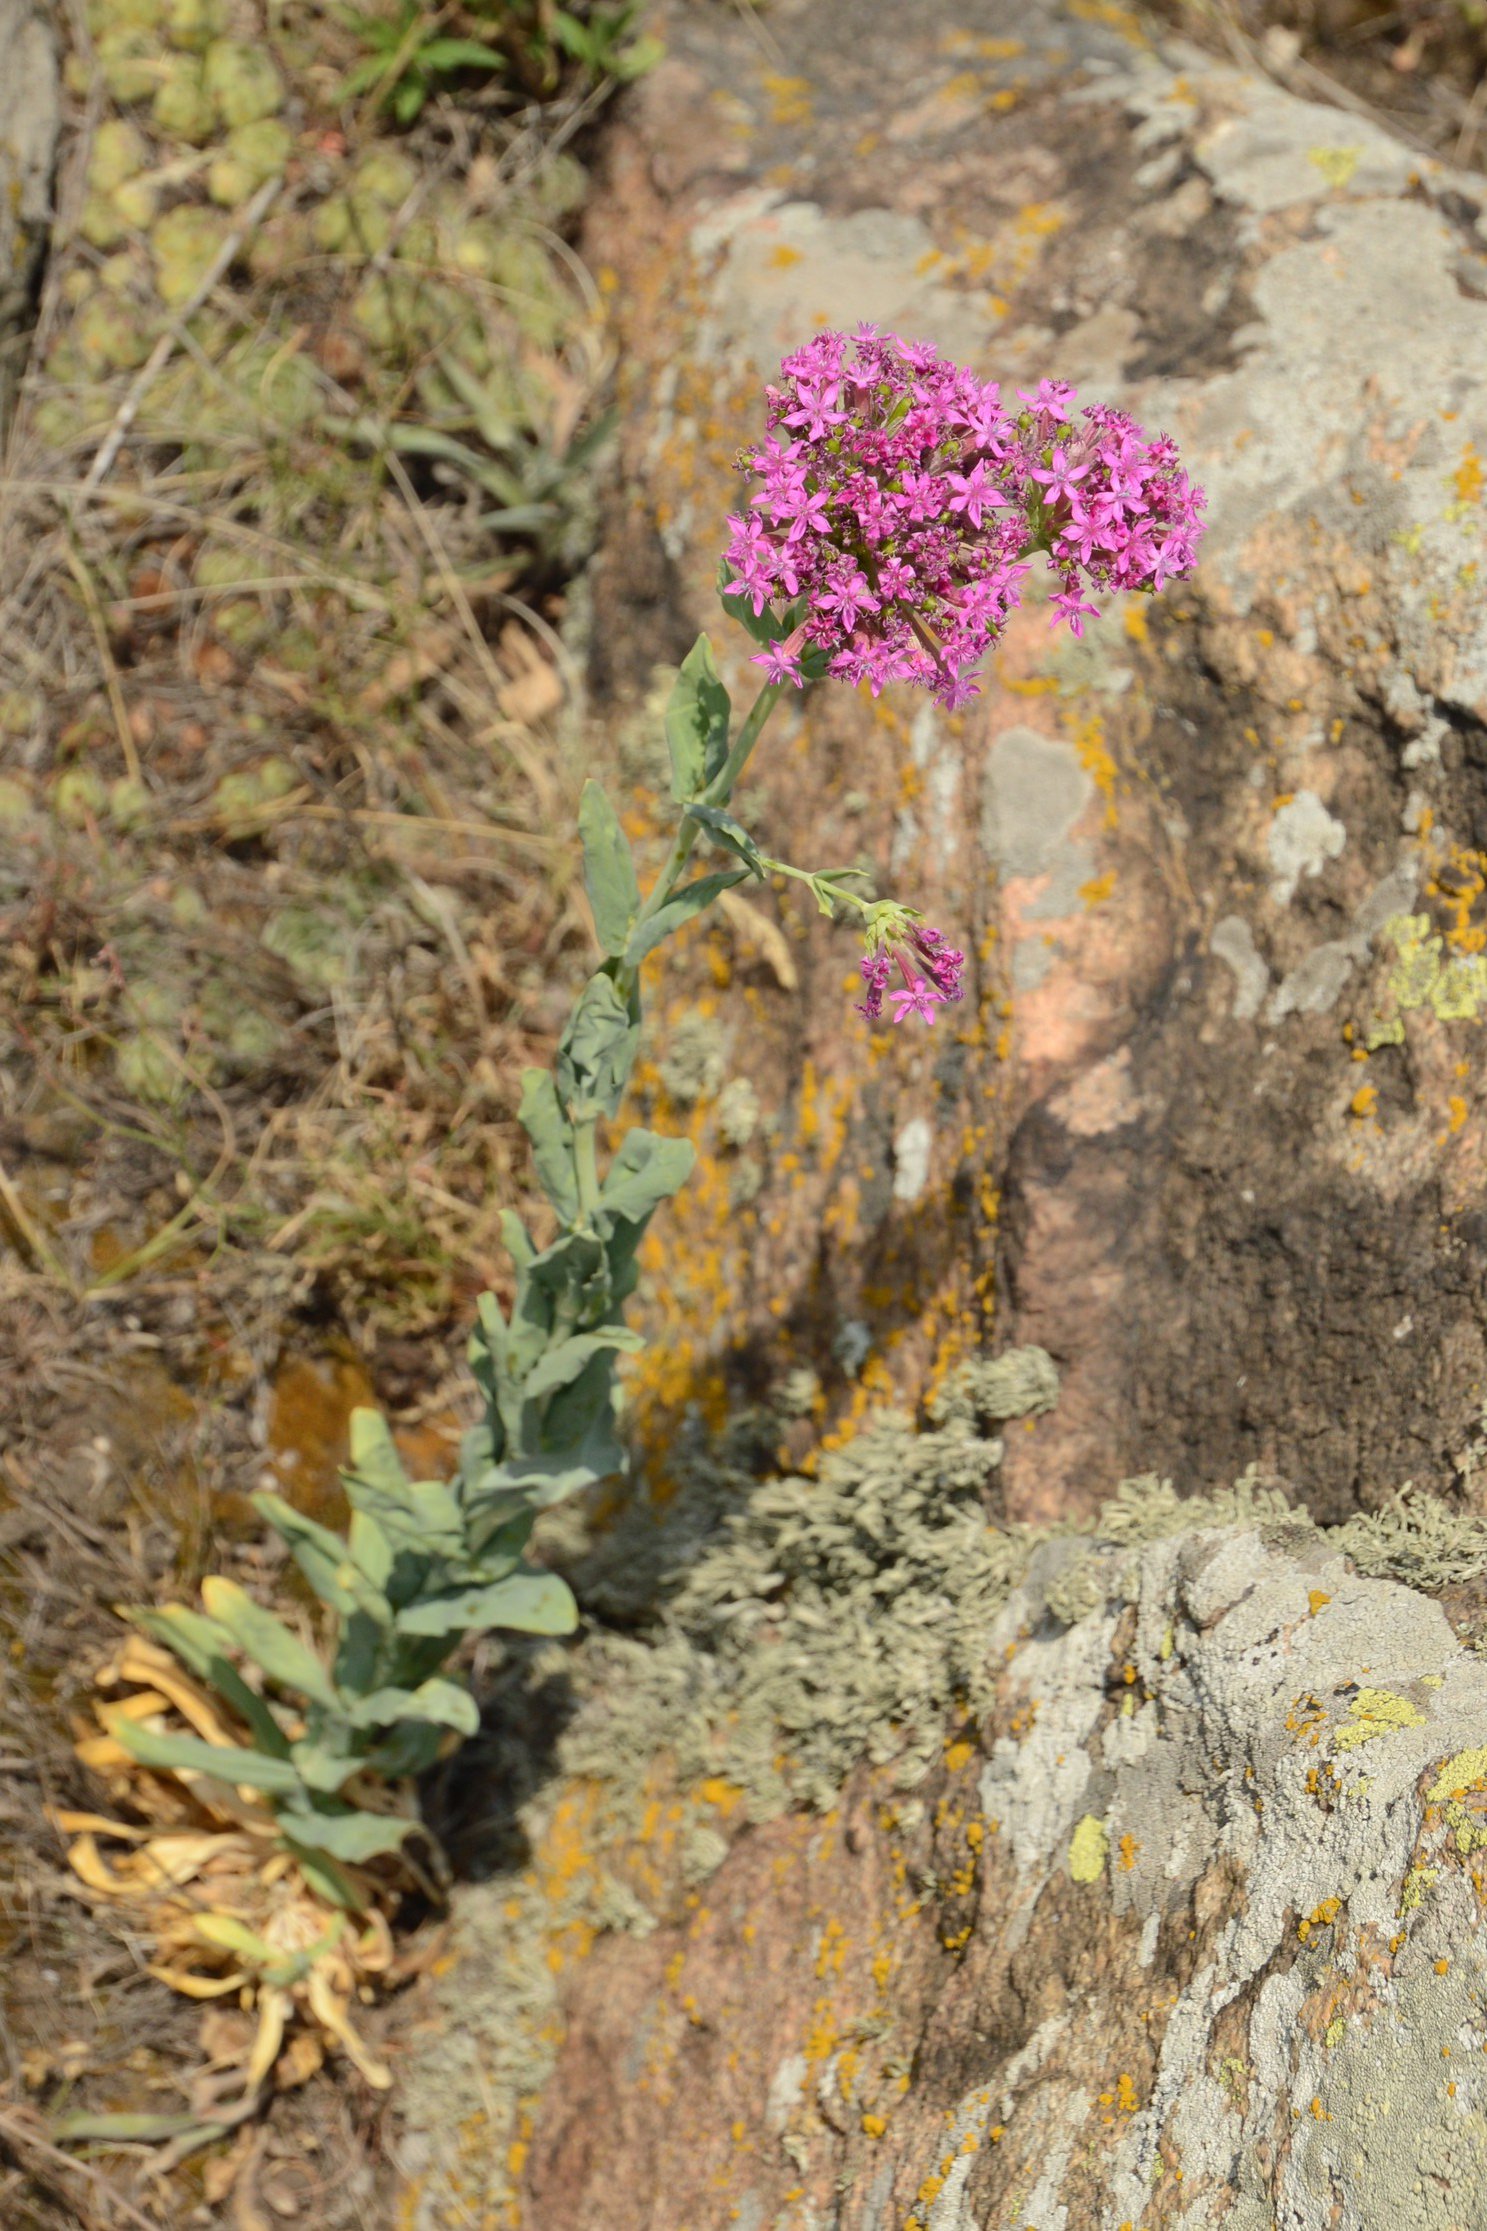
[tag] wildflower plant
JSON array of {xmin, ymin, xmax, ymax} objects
[{"xmin": 62, "ymin": 328, "xmax": 1202, "ymax": 2101}]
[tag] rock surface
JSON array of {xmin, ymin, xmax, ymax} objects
[
  {"xmin": 529, "ymin": 1515, "xmax": 1487, "ymax": 2230},
  {"xmin": 584, "ymin": 0, "xmax": 1487, "ymax": 1527},
  {"xmin": 396, "ymin": 4, "xmax": 1487, "ymax": 2225}
]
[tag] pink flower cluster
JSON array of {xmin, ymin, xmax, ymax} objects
[
  {"xmin": 724, "ymin": 326, "xmax": 1205, "ymax": 709},
  {"xmin": 857, "ymin": 916, "xmax": 966, "ymax": 1027}
]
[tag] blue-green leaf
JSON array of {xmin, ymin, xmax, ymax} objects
[
  {"xmin": 685, "ymin": 802, "xmax": 764, "ymax": 877},
  {"xmin": 363, "ymin": 1722, "xmax": 445, "ymax": 1778},
  {"xmin": 517, "ymin": 1068, "xmax": 580, "ymax": 1220},
  {"xmin": 278, "ymin": 1806, "xmax": 414, "ymax": 1862},
  {"xmin": 624, "ymin": 871, "xmax": 747, "ymax": 967},
  {"xmin": 500, "ymin": 1209, "xmax": 535, "ymax": 1273},
  {"xmin": 665, "ymin": 634, "xmax": 731, "ymax": 802},
  {"xmin": 346, "ymin": 1678, "xmax": 479, "ymax": 1735},
  {"xmin": 418, "ymin": 36, "xmax": 505, "ymax": 70},
  {"xmin": 252, "ymin": 1494, "xmax": 389, "ymax": 1627},
  {"xmin": 347, "ymin": 1508, "xmax": 394, "ymax": 1595},
  {"xmin": 345, "ymin": 1408, "xmax": 412, "ymax": 1504},
  {"xmin": 129, "ymin": 1605, "xmax": 290, "ymax": 1759},
  {"xmin": 538, "ymin": 1346, "xmax": 620, "ymax": 1460},
  {"xmin": 108, "ymin": 1718, "xmax": 307, "ymax": 1797},
  {"xmin": 199, "ymin": 1576, "xmax": 340, "ymax": 1714},
  {"xmin": 293, "ymin": 1847, "xmax": 362, "ymax": 1909},
  {"xmin": 343, "ymin": 1472, "xmax": 463, "ymax": 1558},
  {"xmin": 333, "ymin": 1607, "xmax": 383, "ymax": 1702},
  {"xmin": 599, "ymin": 1128, "xmax": 695, "ymax": 1224},
  {"xmin": 396, "ymin": 1569, "xmax": 578, "ymax": 1639},
  {"xmin": 556, "ymin": 973, "xmax": 640, "ymax": 1121},
  {"xmin": 523, "ymin": 1325, "xmax": 643, "ymax": 1406},
  {"xmin": 579, "ymin": 779, "xmax": 641, "ymax": 957},
  {"xmin": 289, "ymin": 1738, "xmax": 360, "ymax": 1795},
  {"xmin": 716, "ymin": 560, "xmax": 808, "ymax": 647}
]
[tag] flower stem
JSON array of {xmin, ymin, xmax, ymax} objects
[
  {"xmin": 614, "ymin": 677, "xmax": 782, "ymax": 1004},
  {"xmin": 699, "ymin": 680, "xmax": 782, "ymax": 807},
  {"xmin": 573, "ymin": 1115, "xmax": 601, "ymax": 1224}
]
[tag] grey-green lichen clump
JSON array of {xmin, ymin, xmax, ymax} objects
[{"xmin": 561, "ymin": 1367, "xmax": 1043, "ymax": 1818}]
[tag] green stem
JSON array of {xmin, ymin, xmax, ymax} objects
[
  {"xmin": 760, "ymin": 857, "xmax": 874, "ymax": 915},
  {"xmin": 613, "ymin": 677, "xmax": 783, "ymax": 1005},
  {"xmin": 698, "ymin": 679, "xmax": 782, "ymax": 807},
  {"xmin": 573, "ymin": 1115, "xmax": 601, "ymax": 1225}
]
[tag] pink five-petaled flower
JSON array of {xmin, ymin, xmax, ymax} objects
[
  {"xmin": 1028, "ymin": 445, "xmax": 1089, "ymax": 508},
  {"xmin": 946, "ymin": 460, "xmax": 998, "ymax": 530},
  {"xmin": 1050, "ymin": 583, "xmax": 1102, "ymax": 637},
  {"xmin": 815, "ymin": 568, "xmax": 879, "ymax": 629},
  {"xmin": 752, "ymin": 637, "xmax": 805, "ymax": 686},
  {"xmin": 856, "ymin": 910, "xmax": 966, "ymax": 1027},
  {"xmin": 723, "ymin": 329, "xmax": 1205, "ymax": 711},
  {"xmin": 1017, "ymin": 378, "xmax": 1075, "ymax": 423},
  {"xmin": 889, "ymin": 977, "xmax": 945, "ymax": 1025}
]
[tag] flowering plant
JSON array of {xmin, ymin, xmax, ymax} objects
[
  {"xmin": 67, "ymin": 333, "xmax": 1200, "ymax": 2109},
  {"xmin": 723, "ymin": 326, "xmax": 1205, "ymax": 710}
]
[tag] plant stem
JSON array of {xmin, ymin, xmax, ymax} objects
[
  {"xmin": 573, "ymin": 1115, "xmax": 601, "ymax": 1224},
  {"xmin": 699, "ymin": 679, "xmax": 783, "ymax": 807},
  {"xmin": 761, "ymin": 857, "xmax": 874, "ymax": 914},
  {"xmin": 614, "ymin": 676, "xmax": 782, "ymax": 1004}
]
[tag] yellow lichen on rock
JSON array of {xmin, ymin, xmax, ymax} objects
[{"xmin": 1068, "ymin": 1813, "xmax": 1109, "ymax": 1881}]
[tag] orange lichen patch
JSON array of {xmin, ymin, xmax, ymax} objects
[
  {"xmin": 1424, "ymin": 838, "xmax": 1487, "ymax": 956},
  {"xmin": 1297, "ymin": 1895, "xmax": 1343, "ymax": 1944},
  {"xmin": 522, "ymin": 1783, "xmax": 611, "ymax": 1981},
  {"xmin": 815, "ymin": 1353, "xmax": 902, "ymax": 1458},
  {"xmin": 996, "ymin": 660, "xmax": 1060, "ymax": 697},
  {"xmin": 1079, "ymin": 869, "xmax": 1116, "ymax": 907},
  {"xmin": 768, "ymin": 244, "xmax": 803, "ymax": 270},
  {"xmin": 696, "ymin": 1777, "xmax": 745, "ymax": 1817},
  {"xmin": 1308, "ymin": 1591, "xmax": 1332, "ymax": 1616},
  {"xmin": 1452, "ymin": 444, "xmax": 1484, "ymax": 509},
  {"xmin": 1015, "ymin": 201, "xmax": 1066, "ymax": 248},
  {"xmin": 944, "ymin": 1739, "xmax": 975, "ymax": 1773},
  {"xmin": 815, "ymin": 1918, "xmax": 848, "ymax": 1979},
  {"xmin": 1072, "ymin": 708, "xmax": 1118, "ymax": 826},
  {"xmin": 263, "ymin": 1346, "xmax": 374, "ymax": 1527},
  {"xmin": 1349, "ymin": 1084, "xmax": 1378, "ymax": 1120},
  {"xmin": 1118, "ymin": 1833, "xmax": 1140, "ymax": 1872},
  {"xmin": 803, "ymin": 1998, "xmax": 839, "ymax": 2062},
  {"xmin": 760, "ymin": 73, "xmax": 814, "ymax": 126},
  {"xmin": 861, "ymin": 2111, "xmax": 887, "ymax": 2137},
  {"xmin": 1097, "ymin": 2071, "xmax": 1142, "ymax": 2118},
  {"xmin": 1068, "ymin": 0, "xmax": 1149, "ymax": 38}
]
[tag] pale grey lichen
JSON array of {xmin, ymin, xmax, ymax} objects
[
  {"xmin": 715, "ymin": 1073, "xmax": 760, "ymax": 1147},
  {"xmin": 1331, "ymin": 1483, "xmax": 1487, "ymax": 1592},
  {"xmin": 928, "ymin": 1343, "xmax": 1058, "ymax": 1428},
  {"xmin": 560, "ymin": 1394, "xmax": 1028, "ymax": 1817},
  {"xmin": 656, "ymin": 1007, "xmax": 728, "ymax": 1103}
]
